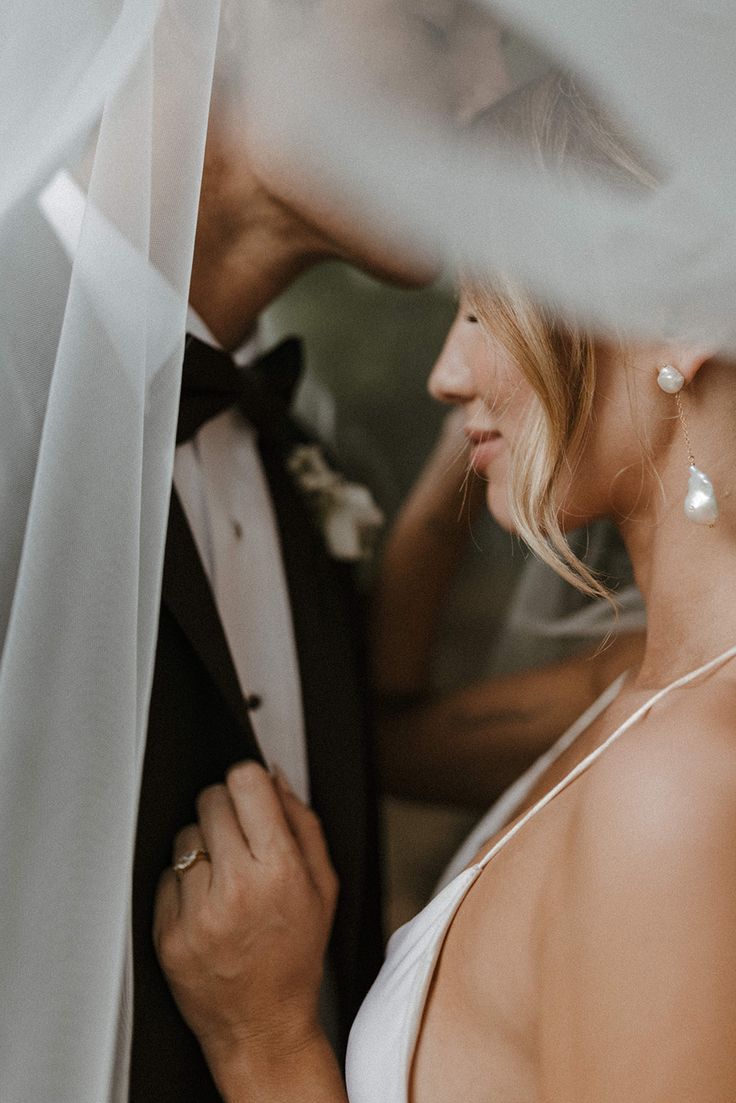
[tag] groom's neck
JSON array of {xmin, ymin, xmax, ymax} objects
[
  {"xmin": 190, "ymin": 133, "xmax": 330, "ymax": 351},
  {"xmin": 189, "ymin": 230, "xmax": 321, "ymax": 352}
]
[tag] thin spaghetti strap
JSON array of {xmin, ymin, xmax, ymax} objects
[{"xmin": 477, "ymin": 643, "xmax": 736, "ymax": 872}]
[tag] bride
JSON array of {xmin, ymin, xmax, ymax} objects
[{"xmin": 153, "ymin": 74, "xmax": 736, "ymax": 1102}]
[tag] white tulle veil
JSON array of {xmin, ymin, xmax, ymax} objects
[
  {"xmin": 0, "ymin": 1, "xmax": 732, "ymax": 1098},
  {"xmin": 0, "ymin": 2, "xmax": 219, "ymax": 1098}
]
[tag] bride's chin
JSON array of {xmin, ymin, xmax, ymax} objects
[{"xmin": 485, "ymin": 485, "xmax": 519, "ymax": 535}]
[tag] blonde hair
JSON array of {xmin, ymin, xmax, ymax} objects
[{"xmin": 468, "ymin": 73, "xmax": 657, "ymax": 599}]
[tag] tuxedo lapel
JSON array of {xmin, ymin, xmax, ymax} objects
[
  {"xmin": 132, "ymin": 489, "xmax": 267, "ymax": 1103},
  {"xmin": 133, "ymin": 412, "xmax": 380, "ymax": 1103},
  {"xmin": 257, "ymin": 436, "xmax": 359, "ymax": 782},
  {"xmin": 257, "ymin": 431, "xmax": 383, "ymax": 1040},
  {"xmin": 161, "ymin": 490, "xmax": 256, "ymax": 740}
]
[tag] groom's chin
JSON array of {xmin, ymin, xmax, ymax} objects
[{"xmin": 355, "ymin": 247, "xmax": 444, "ymax": 290}]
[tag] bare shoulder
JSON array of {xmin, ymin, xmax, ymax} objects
[
  {"xmin": 572, "ymin": 670, "xmax": 736, "ymax": 882},
  {"xmin": 541, "ymin": 670, "xmax": 736, "ymax": 1101}
]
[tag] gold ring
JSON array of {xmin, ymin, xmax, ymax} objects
[{"xmin": 172, "ymin": 847, "xmax": 210, "ymax": 881}]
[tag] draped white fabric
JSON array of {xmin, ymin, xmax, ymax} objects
[
  {"xmin": 242, "ymin": 0, "xmax": 736, "ymax": 347},
  {"xmin": 0, "ymin": 1, "xmax": 732, "ymax": 1099},
  {"xmin": 0, "ymin": 2, "xmax": 220, "ymax": 1098}
]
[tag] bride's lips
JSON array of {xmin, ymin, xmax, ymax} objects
[{"xmin": 466, "ymin": 429, "xmax": 503, "ymax": 473}]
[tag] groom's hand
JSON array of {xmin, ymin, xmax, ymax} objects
[{"xmin": 154, "ymin": 762, "xmax": 338, "ymax": 1076}]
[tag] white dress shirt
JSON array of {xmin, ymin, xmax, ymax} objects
[{"xmin": 176, "ymin": 312, "xmax": 310, "ymax": 801}]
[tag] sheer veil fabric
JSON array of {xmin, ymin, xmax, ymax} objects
[
  {"xmin": 242, "ymin": 0, "xmax": 736, "ymax": 348},
  {"xmin": 0, "ymin": 1, "xmax": 732, "ymax": 1099},
  {"xmin": 0, "ymin": 2, "xmax": 220, "ymax": 1099}
]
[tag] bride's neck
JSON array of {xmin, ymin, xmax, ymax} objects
[
  {"xmin": 620, "ymin": 499, "xmax": 736, "ymax": 688},
  {"xmin": 610, "ymin": 354, "xmax": 736, "ymax": 686}
]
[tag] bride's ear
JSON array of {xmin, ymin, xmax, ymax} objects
[{"xmin": 676, "ymin": 346, "xmax": 717, "ymax": 385}]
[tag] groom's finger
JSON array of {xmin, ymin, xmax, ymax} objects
[{"xmin": 226, "ymin": 761, "xmax": 299, "ymax": 865}]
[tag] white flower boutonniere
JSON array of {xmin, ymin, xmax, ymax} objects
[{"xmin": 287, "ymin": 444, "xmax": 385, "ymax": 562}]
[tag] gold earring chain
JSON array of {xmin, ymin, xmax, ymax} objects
[{"xmin": 675, "ymin": 392, "xmax": 695, "ymax": 466}]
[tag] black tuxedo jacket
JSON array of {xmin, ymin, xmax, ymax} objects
[{"xmin": 130, "ymin": 422, "xmax": 383, "ymax": 1102}]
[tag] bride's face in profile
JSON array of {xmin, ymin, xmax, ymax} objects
[
  {"xmin": 428, "ymin": 301, "xmax": 534, "ymax": 528},
  {"xmin": 429, "ymin": 298, "xmax": 645, "ymax": 533}
]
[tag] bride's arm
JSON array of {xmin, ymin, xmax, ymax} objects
[
  {"xmin": 155, "ymin": 763, "xmax": 348, "ymax": 1103},
  {"xmin": 203, "ymin": 1032, "xmax": 346, "ymax": 1103},
  {"xmin": 378, "ymin": 631, "xmax": 644, "ymax": 807},
  {"xmin": 199, "ymin": 1034, "xmax": 346, "ymax": 1103}
]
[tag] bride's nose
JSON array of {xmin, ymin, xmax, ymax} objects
[{"xmin": 428, "ymin": 313, "xmax": 476, "ymax": 406}]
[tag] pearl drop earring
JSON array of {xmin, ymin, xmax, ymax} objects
[{"xmin": 656, "ymin": 365, "xmax": 718, "ymax": 526}]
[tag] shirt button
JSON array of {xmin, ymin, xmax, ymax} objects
[
  {"xmin": 232, "ymin": 519, "xmax": 243, "ymax": 539},
  {"xmin": 245, "ymin": 693, "xmax": 262, "ymax": 712}
]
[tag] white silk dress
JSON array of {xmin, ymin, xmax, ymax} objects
[{"xmin": 346, "ymin": 645, "xmax": 736, "ymax": 1103}]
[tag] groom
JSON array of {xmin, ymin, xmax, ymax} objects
[{"xmin": 129, "ymin": 6, "xmax": 510, "ymax": 1102}]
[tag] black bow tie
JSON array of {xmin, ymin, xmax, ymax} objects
[{"xmin": 177, "ymin": 335, "xmax": 304, "ymax": 444}]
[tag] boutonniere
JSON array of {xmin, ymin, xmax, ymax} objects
[{"xmin": 287, "ymin": 444, "xmax": 385, "ymax": 562}]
